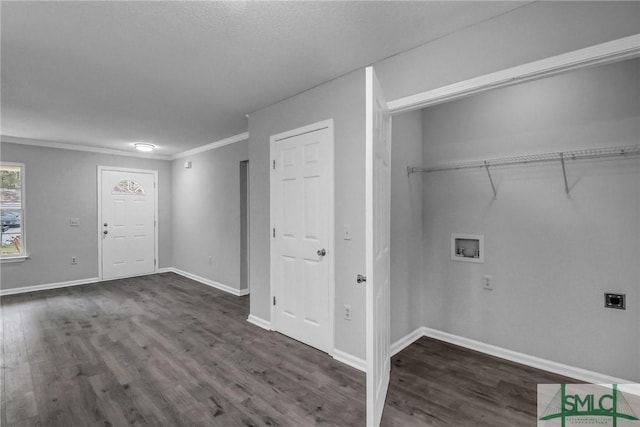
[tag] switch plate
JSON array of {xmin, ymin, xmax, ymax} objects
[
  {"xmin": 604, "ymin": 293, "xmax": 625, "ymax": 310},
  {"xmin": 343, "ymin": 225, "xmax": 352, "ymax": 240},
  {"xmin": 483, "ymin": 275, "xmax": 493, "ymax": 290}
]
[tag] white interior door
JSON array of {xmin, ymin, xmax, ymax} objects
[
  {"xmin": 100, "ymin": 168, "xmax": 157, "ymax": 280},
  {"xmin": 270, "ymin": 121, "xmax": 333, "ymax": 353},
  {"xmin": 365, "ymin": 66, "xmax": 391, "ymax": 427}
]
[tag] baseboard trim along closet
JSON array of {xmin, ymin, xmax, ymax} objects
[
  {"xmin": 332, "ymin": 349, "xmax": 366, "ymax": 372},
  {"xmin": 391, "ymin": 326, "xmax": 638, "ymax": 394},
  {"xmin": 0, "ymin": 277, "xmax": 100, "ymax": 296},
  {"xmin": 246, "ymin": 315, "xmax": 271, "ymax": 331},
  {"xmin": 170, "ymin": 268, "xmax": 249, "ymax": 297}
]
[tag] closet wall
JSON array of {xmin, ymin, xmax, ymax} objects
[
  {"xmin": 418, "ymin": 59, "xmax": 639, "ymax": 381},
  {"xmin": 390, "ymin": 110, "xmax": 424, "ymax": 343}
]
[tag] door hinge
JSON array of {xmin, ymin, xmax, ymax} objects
[
  {"xmin": 357, "ymin": 274, "xmax": 367, "ymax": 284},
  {"xmin": 154, "ymin": 182, "xmax": 156, "ymax": 189},
  {"xmin": 154, "ymin": 220, "xmax": 156, "ymax": 227},
  {"xmin": 273, "ymin": 296, "xmax": 276, "ymax": 306},
  {"xmin": 273, "ymin": 228, "xmax": 276, "ymax": 238},
  {"xmin": 273, "ymin": 160, "xmax": 276, "ymax": 170},
  {"xmin": 154, "ymin": 259, "xmax": 157, "ymax": 266}
]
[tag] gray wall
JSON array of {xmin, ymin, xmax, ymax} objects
[
  {"xmin": 0, "ymin": 142, "xmax": 172, "ymax": 290},
  {"xmin": 170, "ymin": 141, "xmax": 249, "ymax": 291},
  {"xmin": 248, "ymin": 69, "xmax": 367, "ymax": 359},
  {"xmin": 248, "ymin": 0, "xmax": 640, "ymax": 363},
  {"xmin": 419, "ymin": 59, "xmax": 640, "ymax": 381},
  {"xmin": 390, "ymin": 110, "xmax": 423, "ymax": 343},
  {"xmin": 376, "ymin": 1, "xmax": 640, "ymax": 101}
]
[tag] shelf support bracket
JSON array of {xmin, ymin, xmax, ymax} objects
[
  {"xmin": 484, "ymin": 161, "xmax": 497, "ymax": 199},
  {"xmin": 559, "ymin": 152, "xmax": 570, "ymax": 194}
]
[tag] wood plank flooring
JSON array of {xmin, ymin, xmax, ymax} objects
[{"xmin": 2, "ymin": 272, "xmax": 577, "ymax": 426}]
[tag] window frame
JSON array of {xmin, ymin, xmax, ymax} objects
[{"xmin": 1, "ymin": 161, "xmax": 27, "ymax": 262}]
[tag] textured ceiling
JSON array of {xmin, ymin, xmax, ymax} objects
[{"xmin": 1, "ymin": 1, "xmax": 526, "ymax": 156}]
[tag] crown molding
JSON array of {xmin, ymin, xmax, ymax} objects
[
  {"xmin": 0, "ymin": 132, "xmax": 251, "ymax": 161},
  {"xmin": 170, "ymin": 132, "xmax": 249, "ymax": 160},
  {"xmin": 1, "ymin": 135, "xmax": 171, "ymax": 160}
]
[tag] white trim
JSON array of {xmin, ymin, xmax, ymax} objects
[
  {"xmin": 171, "ymin": 268, "xmax": 249, "ymax": 296},
  {"xmin": 0, "ymin": 277, "xmax": 100, "ymax": 296},
  {"xmin": 269, "ymin": 119, "xmax": 335, "ymax": 355},
  {"xmin": 170, "ymin": 132, "xmax": 249, "ymax": 160},
  {"xmin": 0, "ymin": 254, "xmax": 29, "ymax": 263},
  {"xmin": 247, "ymin": 314, "xmax": 271, "ymax": 331},
  {"xmin": 391, "ymin": 326, "xmax": 636, "ymax": 387},
  {"xmin": 388, "ymin": 34, "xmax": 640, "ymax": 115},
  {"xmin": 332, "ymin": 349, "xmax": 367, "ymax": 372},
  {"xmin": 97, "ymin": 166, "xmax": 159, "ymax": 280},
  {"xmin": 272, "ymin": 121, "xmax": 331, "ymax": 142},
  {"xmin": 390, "ymin": 327, "xmax": 425, "ymax": 357},
  {"xmin": 157, "ymin": 267, "xmax": 174, "ymax": 274},
  {"xmin": 1, "ymin": 135, "xmax": 170, "ymax": 160}
]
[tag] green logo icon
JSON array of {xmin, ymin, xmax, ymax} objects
[{"xmin": 540, "ymin": 384, "xmax": 639, "ymax": 426}]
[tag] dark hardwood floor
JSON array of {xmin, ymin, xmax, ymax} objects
[{"xmin": 2, "ymin": 273, "xmax": 576, "ymax": 426}]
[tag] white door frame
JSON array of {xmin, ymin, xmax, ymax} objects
[
  {"xmin": 97, "ymin": 166, "xmax": 159, "ymax": 280},
  {"xmin": 388, "ymin": 34, "xmax": 640, "ymax": 116},
  {"xmin": 269, "ymin": 118, "xmax": 335, "ymax": 356}
]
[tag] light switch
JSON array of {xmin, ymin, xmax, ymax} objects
[
  {"xmin": 343, "ymin": 225, "xmax": 352, "ymax": 240},
  {"xmin": 69, "ymin": 218, "xmax": 80, "ymax": 226}
]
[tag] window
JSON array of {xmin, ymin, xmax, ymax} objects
[{"xmin": 1, "ymin": 162, "xmax": 26, "ymax": 260}]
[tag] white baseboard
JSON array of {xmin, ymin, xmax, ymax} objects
[
  {"xmin": 333, "ymin": 348, "xmax": 366, "ymax": 372},
  {"xmin": 0, "ymin": 277, "xmax": 100, "ymax": 296},
  {"xmin": 1, "ymin": 268, "xmax": 249, "ymax": 298},
  {"xmin": 170, "ymin": 268, "xmax": 249, "ymax": 297},
  {"xmin": 391, "ymin": 326, "xmax": 635, "ymax": 387},
  {"xmin": 247, "ymin": 314, "xmax": 271, "ymax": 331},
  {"xmin": 391, "ymin": 327, "xmax": 425, "ymax": 357}
]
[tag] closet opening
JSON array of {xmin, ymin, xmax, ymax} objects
[{"xmin": 387, "ymin": 43, "xmax": 639, "ymax": 384}]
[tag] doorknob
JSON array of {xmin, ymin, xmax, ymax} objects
[
  {"xmin": 103, "ymin": 230, "xmax": 108, "ymax": 235},
  {"xmin": 317, "ymin": 248, "xmax": 326, "ymax": 257}
]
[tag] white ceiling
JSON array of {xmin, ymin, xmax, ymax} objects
[{"xmin": 1, "ymin": 1, "xmax": 527, "ymax": 157}]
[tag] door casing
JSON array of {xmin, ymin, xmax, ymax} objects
[
  {"xmin": 269, "ymin": 119, "xmax": 335, "ymax": 356},
  {"xmin": 97, "ymin": 166, "xmax": 159, "ymax": 280}
]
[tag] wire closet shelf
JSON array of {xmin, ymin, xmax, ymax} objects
[{"xmin": 407, "ymin": 144, "xmax": 640, "ymax": 196}]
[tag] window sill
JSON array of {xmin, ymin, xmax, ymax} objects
[{"xmin": 1, "ymin": 254, "xmax": 29, "ymax": 263}]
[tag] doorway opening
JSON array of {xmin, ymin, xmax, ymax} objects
[
  {"xmin": 97, "ymin": 166, "xmax": 158, "ymax": 281},
  {"xmin": 269, "ymin": 119, "xmax": 335, "ymax": 355},
  {"xmin": 240, "ymin": 160, "xmax": 250, "ymax": 293}
]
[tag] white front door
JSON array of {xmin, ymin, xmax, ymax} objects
[
  {"xmin": 365, "ymin": 67, "xmax": 391, "ymax": 427},
  {"xmin": 99, "ymin": 168, "xmax": 157, "ymax": 280},
  {"xmin": 270, "ymin": 121, "xmax": 333, "ymax": 353}
]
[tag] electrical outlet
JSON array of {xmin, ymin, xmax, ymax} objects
[
  {"xmin": 343, "ymin": 225, "xmax": 352, "ymax": 240},
  {"xmin": 71, "ymin": 256, "xmax": 78, "ymax": 265},
  {"xmin": 344, "ymin": 304, "xmax": 352, "ymax": 321},
  {"xmin": 483, "ymin": 275, "xmax": 493, "ymax": 290}
]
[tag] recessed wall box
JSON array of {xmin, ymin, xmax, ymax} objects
[
  {"xmin": 451, "ymin": 234, "xmax": 484, "ymax": 263},
  {"xmin": 604, "ymin": 293, "xmax": 625, "ymax": 310}
]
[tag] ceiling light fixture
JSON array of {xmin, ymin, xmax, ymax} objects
[{"xmin": 134, "ymin": 143, "xmax": 155, "ymax": 152}]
